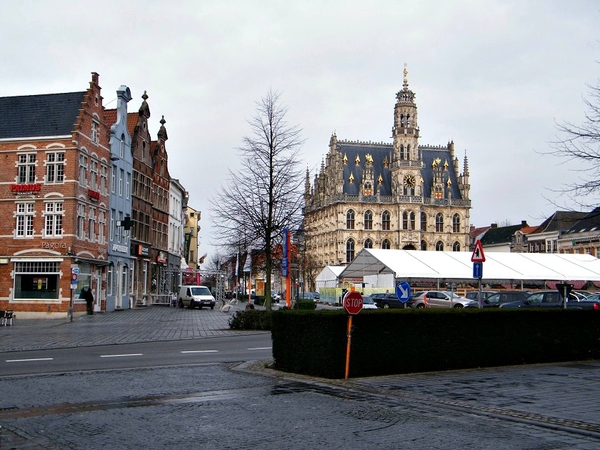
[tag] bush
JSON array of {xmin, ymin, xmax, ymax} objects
[
  {"xmin": 228, "ymin": 310, "xmax": 273, "ymax": 330},
  {"xmin": 293, "ymin": 299, "xmax": 316, "ymax": 310}
]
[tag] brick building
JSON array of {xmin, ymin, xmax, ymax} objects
[{"xmin": 0, "ymin": 73, "xmax": 111, "ymax": 318}]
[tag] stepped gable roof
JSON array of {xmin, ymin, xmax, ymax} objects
[
  {"xmin": 480, "ymin": 222, "xmax": 528, "ymax": 246},
  {"xmin": 338, "ymin": 141, "xmax": 463, "ymax": 199},
  {"xmin": 126, "ymin": 112, "xmax": 140, "ymax": 137},
  {"xmin": 0, "ymin": 91, "xmax": 85, "ymax": 139},
  {"xmin": 563, "ymin": 207, "xmax": 600, "ymax": 235},
  {"xmin": 534, "ymin": 210, "xmax": 591, "ymax": 234}
]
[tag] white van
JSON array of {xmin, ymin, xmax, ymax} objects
[{"xmin": 178, "ymin": 285, "xmax": 216, "ymax": 310}]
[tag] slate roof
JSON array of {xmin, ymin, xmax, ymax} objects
[
  {"xmin": 0, "ymin": 91, "xmax": 86, "ymax": 139},
  {"xmin": 535, "ymin": 210, "xmax": 591, "ymax": 234},
  {"xmin": 480, "ymin": 223, "xmax": 528, "ymax": 246},
  {"xmin": 563, "ymin": 207, "xmax": 600, "ymax": 235},
  {"xmin": 339, "ymin": 142, "xmax": 463, "ymax": 198}
]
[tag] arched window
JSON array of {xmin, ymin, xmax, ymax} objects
[
  {"xmin": 436, "ymin": 213, "xmax": 444, "ymax": 232},
  {"xmin": 346, "ymin": 210, "xmax": 355, "ymax": 229},
  {"xmin": 452, "ymin": 214, "xmax": 461, "ymax": 233},
  {"xmin": 406, "ymin": 114, "xmax": 411, "ymax": 127},
  {"xmin": 400, "ymin": 114, "xmax": 405, "ymax": 127},
  {"xmin": 382, "ymin": 211, "xmax": 391, "ymax": 230},
  {"xmin": 407, "ymin": 144, "xmax": 410, "ymax": 159},
  {"xmin": 421, "ymin": 212, "xmax": 427, "ymax": 231},
  {"xmin": 364, "ymin": 238, "xmax": 373, "ymax": 249},
  {"xmin": 346, "ymin": 239, "xmax": 355, "ymax": 263},
  {"xmin": 420, "ymin": 240, "xmax": 427, "ymax": 250},
  {"xmin": 409, "ymin": 211, "xmax": 415, "ymax": 230},
  {"xmin": 364, "ymin": 210, "xmax": 373, "ymax": 230},
  {"xmin": 436, "ymin": 241, "xmax": 444, "ymax": 251},
  {"xmin": 453, "ymin": 241, "xmax": 461, "ymax": 251},
  {"xmin": 402, "ymin": 211, "xmax": 408, "ymax": 230},
  {"xmin": 382, "ymin": 239, "xmax": 391, "ymax": 249}
]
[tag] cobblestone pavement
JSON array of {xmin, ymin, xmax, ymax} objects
[
  {"xmin": 0, "ymin": 304, "xmax": 599, "ymax": 448},
  {"xmin": 0, "ymin": 302, "xmax": 257, "ymax": 352}
]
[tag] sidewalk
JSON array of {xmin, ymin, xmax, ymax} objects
[{"xmin": 0, "ymin": 300, "xmax": 256, "ymax": 352}]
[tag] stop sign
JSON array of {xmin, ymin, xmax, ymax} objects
[{"xmin": 343, "ymin": 291, "xmax": 363, "ymax": 315}]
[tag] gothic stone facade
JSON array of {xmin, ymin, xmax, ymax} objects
[{"xmin": 304, "ymin": 72, "xmax": 471, "ymax": 269}]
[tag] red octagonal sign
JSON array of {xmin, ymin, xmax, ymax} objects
[{"xmin": 343, "ymin": 291, "xmax": 363, "ymax": 315}]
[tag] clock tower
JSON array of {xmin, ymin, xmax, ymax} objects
[{"xmin": 392, "ymin": 65, "xmax": 421, "ymax": 196}]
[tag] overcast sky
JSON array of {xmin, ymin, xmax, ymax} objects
[{"xmin": 1, "ymin": 0, "xmax": 599, "ymax": 260}]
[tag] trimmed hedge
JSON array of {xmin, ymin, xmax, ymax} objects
[{"xmin": 271, "ymin": 308, "xmax": 600, "ymax": 379}]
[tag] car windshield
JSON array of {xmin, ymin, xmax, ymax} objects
[
  {"xmin": 190, "ymin": 287, "xmax": 211, "ymax": 296},
  {"xmin": 446, "ymin": 292, "xmax": 462, "ymax": 299},
  {"xmin": 363, "ymin": 296, "xmax": 375, "ymax": 304}
]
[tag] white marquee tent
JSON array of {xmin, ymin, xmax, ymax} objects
[
  {"xmin": 316, "ymin": 265, "xmax": 345, "ymax": 289},
  {"xmin": 339, "ymin": 249, "xmax": 600, "ymax": 284}
]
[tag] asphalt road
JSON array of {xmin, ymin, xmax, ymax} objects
[{"xmin": 0, "ymin": 333, "xmax": 273, "ymax": 376}]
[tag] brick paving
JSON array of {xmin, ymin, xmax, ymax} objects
[
  {"xmin": 1, "ymin": 303, "xmax": 599, "ymax": 448},
  {"xmin": 0, "ymin": 301, "xmax": 257, "ymax": 352}
]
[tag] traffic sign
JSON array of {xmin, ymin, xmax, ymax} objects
[
  {"xmin": 395, "ymin": 281, "xmax": 411, "ymax": 303},
  {"xmin": 471, "ymin": 239, "xmax": 486, "ymax": 262},
  {"xmin": 343, "ymin": 291, "xmax": 363, "ymax": 315},
  {"xmin": 473, "ymin": 262, "xmax": 483, "ymax": 279}
]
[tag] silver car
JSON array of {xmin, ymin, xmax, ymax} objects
[{"xmin": 411, "ymin": 290, "xmax": 473, "ymax": 309}]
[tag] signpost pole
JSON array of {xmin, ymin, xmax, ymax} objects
[{"xmin": 344, "ymin": 315, "xmax": 353, "ymax": 380}]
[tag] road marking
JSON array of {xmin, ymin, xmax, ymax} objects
[
  {"xmin": 100, "ymin": 353, "xmax": 143, "ymax": 358},
  {"xmin": 180, "ymin": 350, "xmax": 218, "ymax": 354},
  {"xmin": 6, "ymin": 357, "xmax": 53, "ymax": 363},
  {"xmin": 248, "ymin": 347, "xmax": 272, "ymax": 351}
]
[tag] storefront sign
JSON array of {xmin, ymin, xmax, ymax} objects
[
  {"xmin": 11, "ymin": 183, "xmax": 41, "ymax": 194},
  {"xmin": 112, "ymin": 244, "xmax": 128, "ymax": 253},
  {"xmin": 132, "ymin": 244, "xmax": 149, "ymax": 257},
  {"xmin": 157, "ymin": 251, "xmax": 167, "ymax": 264},
  {"xmin": 88, "ymin": 189, "xmax": 100, "ymax": 202},
  {"xmin": 42, "ymin": 242, "xmax": 67, "ymax": 250}
]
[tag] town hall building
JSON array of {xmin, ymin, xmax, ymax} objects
[{"xmin": 304, "ymin": 68, "xmax": 472, "ymax": 269}]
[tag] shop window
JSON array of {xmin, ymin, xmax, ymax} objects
[{"xmin": 13, "ymin": 261, "xmax": 59, "ymax": 299}]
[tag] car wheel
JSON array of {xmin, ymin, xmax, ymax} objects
[
  {"xmin": 453, "ymin": 304, "xmax": 464, "ymax": 309},
  {"xmin": 416, "ymin": 303, "xmax": 425, "ymax": 309},
  {"xmin": 383, "ymin": 303, "xmax": 390, "ymax": 309}
]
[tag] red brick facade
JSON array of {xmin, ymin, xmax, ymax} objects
[{"xmin": 0, "ymin": 73, "xmax": 111, "ymax": 318}]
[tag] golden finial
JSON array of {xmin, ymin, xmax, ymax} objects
[
  {"xmin": 355, "ymin": 154, "xmax": 360, "ymax": 165},
  {"xmin": 349, "ymin": 173, "xmax": 355, "ymax": 183},
  {"xmin": 444, "ymin": 160, "xmax": 449, "ymax": 170},
  {"xmin": 378, "ymin": 174, "xmax": 383, "ymax": 185},
  {"xmin": 383, "ymin": 155, "xmax": 389, "ymax": 168},
  {"xmin": 343, "ymin": 153, "xmax": 348, "ymax": 164},
  {"xmin": 365, "ymin": 153, "xmax": 373, "ymax": 165},
  {"xmin": 447, "ymin": 178, "xmax": 452, "ymax": 187}
]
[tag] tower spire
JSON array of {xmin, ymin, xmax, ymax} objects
[{"xmin": 403, "ymin": 63, "xmax": 409, "ymax": 89}]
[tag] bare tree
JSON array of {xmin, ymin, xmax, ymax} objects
[
  {"xmin": 547, "ymin": 79, "xmax": 600, "ymax": 208},
  {"xmin": 210, "ymin": 90, "xmax": 305, "ymax": 310}
]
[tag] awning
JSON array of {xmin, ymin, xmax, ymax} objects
[{"xmin": 339, "ymin": 249, "xmax": 600, "ymax": 283}]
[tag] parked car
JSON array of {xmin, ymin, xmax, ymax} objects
[
  {"xmin": 465, "ymin": 291, "xmax": 529, "ymax": 308},
  {"xmin": 499, "ymin": 290, "xmax": 580, "ymax": 309},
  {"xmin": 465, "ymin": 291, "xmax": 496, "ymax": 301},
  {"xmin": 361, "ymin": 295, "xmax": 378, "ymax": 310},
  {"xmin": 178, "ymin": 285, "xmax": 216, "ymax": 309},
  {"xmin": 411, "ymin": 290, "xmax": 473, "ymax": 309},
  {"xmin": 374, "ymin": 293, "xmax": 412, "ymax": 309},
  {"xmin": 297, "ymin": 292, "xmax": 320, "ymax": 302}
]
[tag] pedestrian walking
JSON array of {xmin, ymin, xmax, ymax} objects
[{"xmin": 82, "ymin": 286, "xmax": 94, "ymax": 315}]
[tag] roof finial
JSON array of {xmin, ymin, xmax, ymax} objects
[{"xmin": 403, "ymin": 63, "xmax": 409, "ymax": 89}]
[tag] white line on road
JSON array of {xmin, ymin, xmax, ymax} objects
[
  {"xmin": 6, "ymin": 357, "xmax": 54, "ymax": 363},
  {"xmin": 180, "ymin": 350, "xmax": 218, "ymax": 354},
  {"xmin": 100, "ymin": 353, "xmax": 143, "ymax": 358},
  {"xmin": 248, "ymin": 347, "xmax": 272, "ymax": 351}
]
